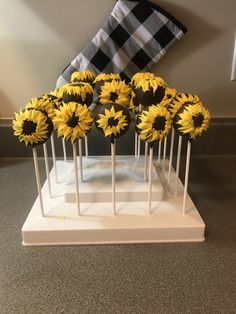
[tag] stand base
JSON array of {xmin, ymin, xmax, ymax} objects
[{"xmin": 22, "ymin": 158, "xmax": 205, "ymax": 246}]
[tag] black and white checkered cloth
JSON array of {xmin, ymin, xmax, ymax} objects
[{"xmin": 56, "ymin": 0, "xmax": 187, "ymax": 86}]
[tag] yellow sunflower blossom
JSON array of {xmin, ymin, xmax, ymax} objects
[
  {"xmin": 13, "ymin": 109, "xmax": 51, "ymax": 146},
  {"xmin": 136, "ymin": 105, "xmax": 172, "ymax": 143},
  {"xmin": 62, "ymin": 83, "xmax": 94, "ymax": 102},
  {"xmin": 96, "ymin": 105, "xmax": 129, "ymax": 138},
  {"xmin": 26, "ymin": 97, "xmax": 56, "ymax": 119},
  {"xmin": 99, "ymin": 80, "xmax": 131, "ymax": 107},
  {"xmin": 42, "ymin": 93, "xmax": 58, "ymax": 104},
  {"xmin": 94, "ymin": 73, "xmax": 121, "ymax": 83},
  {"xmin": 50, "ymin": 87, "xmax": 64, "ymax": 100},
  {"xmin": 161, "ymin": 87, "xmax": 177, "ymax": 107},
  {"xmin": 168, "ymin": 92, "xmax": 200, "ymax": 118},
  {"xmin": 53, "ymin": 102, "xmax": 93, "ymax": 143},
  {"xmin": 175, "ymin": 103, "xmax": 210, "ymax": 139},
  {"xmin": 131, "ymin": 72, "xmax": 155, "ymax": 86},
  {"xmin": 71, "ymin": 70, "xmax": 96, "ymax": 83},
  {"xmin": 135, "ymin": 76, "xmax": 166, "ymax": 93},
  {"xmin": 46, "ymin": 89, "xmax": 63, "ymax": 107}
]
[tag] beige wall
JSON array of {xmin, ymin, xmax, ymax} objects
[{"xmin": 0, "ymin": 0, "xmax": 235, "ymax": 119}]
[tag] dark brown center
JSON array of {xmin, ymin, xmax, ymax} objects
[
  {"xmin": 153, "ymin": 116, "xmax": 166, "ymax": 131},
  {"xmin": 110, "ymin": 92, "xmax": 119, "ymax": 102},
  {"xmin": 193, "ymin": 114, "xmax": 204, "ymax": 128},
  {"xmin": 108, "ymin": 117, "xmax": 119, "ymax": 127},
  {"xmin": 22, "ymin": 120, "xmax": 37, "ymax": 135},
  {"xmin": 67, "ymin": 113, "xmax": 79, "ymax": 128}
]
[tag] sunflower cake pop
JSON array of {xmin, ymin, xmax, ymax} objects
[
  {"xmin": 53, "ymin": 102, "xmax": 93, "ymax": 143},
  {"xmin": 13, "ymin": 107, "xmax": 53, "ymax": 217},
  {"xmin": 160, "ymin": 87, "xmax": 177, "ymax": 108},
  {"xmin": 61, "ymin": 82, "xmax": 94, "ymax": 106},
  {"xmin": 130, "ymin": 72, "xmax": 156, "ymax": 112},
  {"xmin": 98, "ymin": 80, "xmax": 131, "ymax": 108},
  {"xmin": 71, "ymin": 70, "xmax": 96, "ymax": 86},
  {"xmin": 135, "ymin": 105, "xmax": 171, "ymax": 213},
  {"xmin": 53, "ymin": 102, "xmax": 93, "ymax": 215},
  {"xmin": 131, "ymin": 76, "xmax": 166, "ymax": 109},
  {"xmin": 94, "ymin": 73, "xmax": 121, "ymax": 96},
  {"xmin": 136, "ymin": 105, "xmax": 172, "ymax": 144},
  {"xmin": 41, "ymin": 92, "xmax": 62, "ymax": 109},
  {"xmin": 173, "ymin": 101, "xmax": 210, "ymax": 140},
  {"xmin": 95, "ymin": 103, "xmax": 131, "ymax": 215},
  {"xmin": 49, "ymin": 87, "xmax": 64, "ymax": 108},
  {"xmin": 26, "ymin": 96, "xmax": 57, "ymax": 120},
  {"xmin": 42, "ymin": 93, "xmax": 58, "ymax": 106},
  {"xmin": 13, "ymin": 108, "xmax": 53, "ymax": 147},
  {"xmin": 168, "ymin": 92, "xmax": 200, "ymax": 118},
  {"xmin": 26, "ymin": 95, "xmax": 62, "ymax": 184},
  {"xmin": 95, "ymin": 103, "xmax": 131, "ymax": 140},
  {"xmin": 173, "ymin": 99, "xmax": 210, "ymax": 213}
]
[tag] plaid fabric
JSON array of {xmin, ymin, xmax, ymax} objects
[{"xmin": 56, "ymin": 0, "xmax": 187, "ymax": 86}]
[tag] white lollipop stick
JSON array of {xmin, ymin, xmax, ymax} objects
[
  {"xmin": 137, "ymin": 137, "xmax": 141, "ymax": 159},
  {"xmin": 85, "ymin": 136, "xmax": 88, "ymax": 158},
  {"xmin": 43, "ymin": 143, "xmax": 52, "ymax": 198},
  {"xmin": 111, "ymin": 140, "xmax": 116, "ymax": 215},
  {"xmin": 144, "ymin": 141, "xmax": 148, "ymax": 181},
  {"xmin": 62, "ymin": 138, "xmax": 67, "ymax": 163},
  {"xmin": 73, "ymin": 142, "xmax": 80, "ymax": 216},
  {"xmin": 135, "ymin": 132, "xmax": 138, "ymax": 158},
  {"xmin": 158, "ymin": 140, "xmax": 162, "ymax": 163},
  {"xmin": 162, "ymin": 137, "xmax": 167, "ymax": 173},
  {"xmin": 148, "ymin": 145, "xmax": 153, "ymax": 214},
  {"xmin": 167, "ymin": 128, "xmax": 175, "ymax": 184},
  {"xmin": 183, "ymin": 141, "xmax": 191, "ymax": 214},
  {"xmin": 175, "ymin": 135, "xmax": 183, "ymax": 196},
  {"xmin": 50, "ymin": 134, "xmax": 58, "ymax": 183},
  {"xmin": 137, "ymin": 105, "xmax": 142, "ymax": 159},
  {"xmin": 33, "ymin": 147, "xmax": 44, "ymax": 217},
  {"xmin": 78, "ymin": 139, "xmax": 83, "ymax": 182}
]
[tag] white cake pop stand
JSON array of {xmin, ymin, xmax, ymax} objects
[{"xmin": 22, "ymin": 153, "xmax": 205, "ymax": 246}]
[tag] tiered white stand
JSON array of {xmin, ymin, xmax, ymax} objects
[{"xmin": 22, "ymin": 156, "xmax": 205, "ymax": 245}]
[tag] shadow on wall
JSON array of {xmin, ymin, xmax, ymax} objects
[{"xmin": 152, "ymin": 1, "xmax": 222, "ymax": 76}]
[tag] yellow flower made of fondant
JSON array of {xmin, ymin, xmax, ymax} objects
[
  {"xmin": 71, "ymin": 70, "xmax": 96, "ymax": 83},
  {"xmin": 96, "ymin": 105, "xmax": 129, "ymax": 138},
  {"xmin": 136, "ymin": 105, "xmax": 172, "ymax": 143},
  {"xmin": 26, "ymin": 97, "xmax": 56, "ymax": 119},
  {"xmin": 131, "ymin": 72, "xmax": 155, "ymax": 86},
  {"xmin": 168, "ymin": 92, "xmax": 200, "ymax": 118},
  {"xmin": 134, "ymin": 76, "xmax": 166, "ymax": 93},
  {"xmin": 94, "ymin": 73, "xmax": 121, "ymax": 83},
  {"xmin": 175, "ymin": 103, "xmax": 210, "ymax": 139},
  {"xmin": 50, "ymin": 87, "xmax": 64, "ymax": 101},
  {"xmin": 47, "ymin": 87, "xmax": 64, "ymax": 108},
  {"xmin": 161, "ymin": 87, "xmax": 177, "ymax": 107},
  {"xmin": 53, "ymin": 102, "xmax": 93, "ymax": 143},
  {"xmin": 62, "ymin": 83, "xmax": 94, "ymax": 102},
  {"xmin": 99, "ymin": 80, "xmax": 131, "ymax": 107},
  {"xmin": 13, "ymin": 109, "xmax": 51, "ymax": 146}
]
